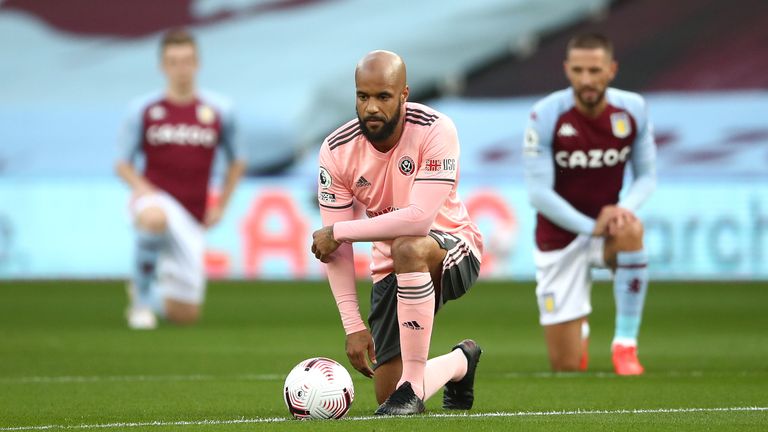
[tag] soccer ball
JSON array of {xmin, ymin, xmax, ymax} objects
[{"xmin": 283, "ymin": 357, "xmax": 355, "ymax": 420}]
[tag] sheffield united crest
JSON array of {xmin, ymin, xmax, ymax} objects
[{"xmin": 398, "ymin": 155, "xmax": 415, "ymax": 176}]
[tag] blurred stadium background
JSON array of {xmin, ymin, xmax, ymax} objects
[
  {"xmin": 1, "ymin": 0, "xmax": 767, "ymax": 281},
  {"xmin": 1, "ymin": 0, "xmax": 767, "ymax": 430}
]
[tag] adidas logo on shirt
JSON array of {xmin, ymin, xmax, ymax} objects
[
  {"xmin": 557, "ymin": 122, "xmax": 578, "ymax": 137},
  {"xmin": 401, "ymin": 321, "xmax": 424, "ymax": 330},
  {"xmin": 355, "ymin": 176, "xmax": 371, "ymax": 188}
]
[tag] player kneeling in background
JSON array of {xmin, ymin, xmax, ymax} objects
[
  {"xmin": 115, "ymin": 29, "xmax": 245, "ymax": 329},
  {"xmin": 523, "ymin": 33, "xmax": 657, "ymax": 375}
]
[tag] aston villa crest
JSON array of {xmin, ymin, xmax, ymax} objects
[
  {"xmin": 196, "ymin": 104, "xmax": 216, "ymax": 125},
  {"xmin": 610, "ymin": 112, "xmax": 632, "ymax": 138}
]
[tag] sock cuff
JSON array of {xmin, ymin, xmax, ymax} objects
[
  {"xmin": 612, "ymin": 337, "xmax": 638, "ymax": 348},
  {"xmin": 396, "ymin": 272, "xmax": 431, "ymax": 286},
  {"xmin": 137, "ymin": 229, "xmax": 166, "ymax": 245},
  {"xmin": 617, "ymin": 249, "xmax": 647, "ymax": 267},
  {"xmin": 581, "ymin": 321, "xmax": 590, "ymax": 340},
  {"xmin": 397, "ymin": 281, "xmax": 434, "ymax": 304}
]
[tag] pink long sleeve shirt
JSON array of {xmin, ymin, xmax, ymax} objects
[{"xmin": 317, "ymin": 102, "xmax": 483, "ymax": 334}]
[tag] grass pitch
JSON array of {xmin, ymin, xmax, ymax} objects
[{"xmin": 0, "ymin": 280, "xmax": 766, "ymax": 431}]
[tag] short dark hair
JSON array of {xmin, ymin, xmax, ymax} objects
[
  {"xmin": 567, "ymin": 33, "xmax": 613, "ymax": 57},
  {"xmin": 160, "ymin": 28, "xmax": 196, "ymax": 52}
]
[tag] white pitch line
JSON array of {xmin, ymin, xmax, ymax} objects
[
  {"xmin": 0, "ymin": 374, "xmax": 282, "ymax": 384},
  {"xmin": 1, "ymin": 407, "xmax": 766, "ymax": 431}
]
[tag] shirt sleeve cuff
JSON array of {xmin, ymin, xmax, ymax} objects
[{"xmin": 343, "ymin": 319, "xmax": 367, "ymax": 335}]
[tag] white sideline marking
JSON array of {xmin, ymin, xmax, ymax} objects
[
  {"xmin": 1, "ymin": 407, "xmax": 766, "ymax": 431},
  {"xmin": 0, "ymin": 374, "xmax": 282, "ymax": 384}
]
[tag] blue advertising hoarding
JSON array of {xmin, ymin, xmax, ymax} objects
[{"xmin": 1, "ymin": 177, "xmax": 766, "ymax": 280}]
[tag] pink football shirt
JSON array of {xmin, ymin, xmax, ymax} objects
[{"xmin": 318, "ymin": 102, "xmax": 483, "ymax": 282}]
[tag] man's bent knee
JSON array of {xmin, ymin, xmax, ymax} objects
[
  {"xmin": 620, "ymin": 219, "xmax": 644, "ymax": 243},
  {"xmin": 137, "ymin": 207, "xmax": 168, "ymax": 233},
  {"xmin": 164, "ymin": 300, "xmax": 200, "ymax": 325},
  {"xmin": 391, "ymin": 237, "xmax": 433, "ymax": 273},
  {"xmin": 608, "ymin": 219, "xmax": 644, "ymax": 254}
]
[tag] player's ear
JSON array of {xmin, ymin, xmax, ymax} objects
[
  {"xmin": 159, "ymin": 49, "xmax": 168, "ymax": 70},
  {"xmin": 192, "ymin": 50, "xmax": 200, "ymax": 68},
  {"xmin": 609, "ymin": 60, "xmax": 618, "ymax": 80},
  {"xmin": 401, "ymin": 85, "xmax": 409, "ymax": 104}
]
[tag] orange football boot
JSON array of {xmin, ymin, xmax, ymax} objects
[{"xmin": 612, "ymin": 344, "xmax": 644, "ymax": 376}]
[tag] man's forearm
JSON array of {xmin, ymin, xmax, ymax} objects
[
  {"xmin": 333, "ymin": 181, "xmax": 451, "ymax": 242},
  {"xmin": 115, "ymin": 161, "xmax": 152, "ymax": 191},
  {"xmin": 217, "ymin": 160, "xmax": 246, "ymax": 209}
]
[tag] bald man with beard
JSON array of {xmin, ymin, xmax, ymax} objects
[{"xmin": 311, "ymin": 50, "xmax": 484, "ymax": 415}]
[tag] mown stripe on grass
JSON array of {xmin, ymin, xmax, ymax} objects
[
  {"xmin": 1, "ymin": 407, "xmax": 766, "ymax": 430},
  {"xmin": 501, "ymin": 370, "xmax": 768, "ymax": 379},
  {"xmin": 3, "ymin": 370, "xmax": 765, "ymax": 385}
]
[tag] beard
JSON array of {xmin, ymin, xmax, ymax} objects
[
  {"xmin": 576, "ymin": 86, "xmax": 606, "ymax": 109},
  {"xmin": 358, "ymin": 104, "xmax": 401, "ymax": 143}
]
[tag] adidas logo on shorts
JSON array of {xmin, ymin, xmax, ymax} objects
[{"xmin": 355, "ymin": 176, "xmax": 371, "ymax": 188}]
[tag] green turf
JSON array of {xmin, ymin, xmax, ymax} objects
[{"xmin": 0, "ymin": 280, "xmax": 766, "ymax": 431}]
